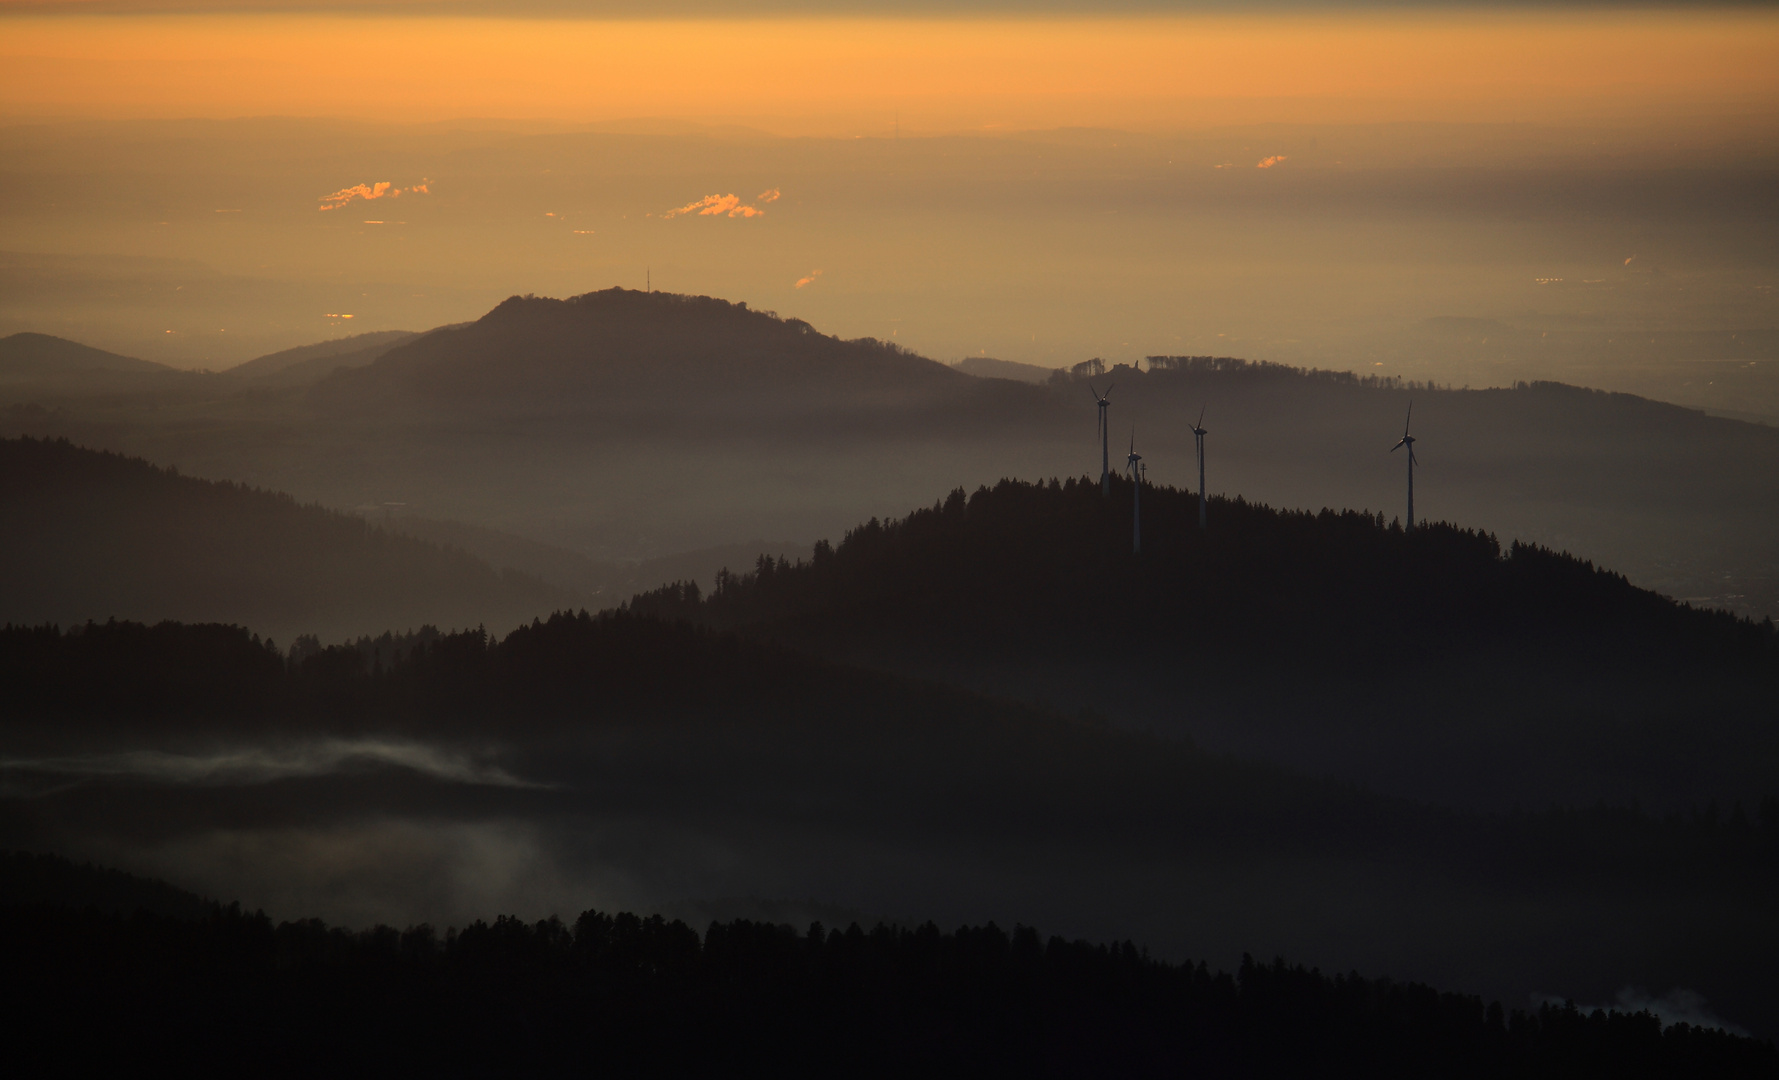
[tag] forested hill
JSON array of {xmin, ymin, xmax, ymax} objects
[
  {"xmin": 628, "ymin": 476, "xmax": 1774, "ymax": 666},
  {"xmin": 0, "ymin": 437, "xmax": 569, "ymax": 644},
  {"xmin": 627, "ymin": 478, "xmax": 1778, "ymax": 810},
  {"xmin": 307, "ymin": 289, "xmax": 1042, "ymax": 424}
]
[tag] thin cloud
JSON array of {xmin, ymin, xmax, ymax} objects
[
  {"xmin": 319, "ymin": 180, "xmax": 430, "ymax": 211},
  {"xmin": 0, "ymin": 739, "xmax": 547, "ymax": 792},
  {"xmin": 758, "ymin": 188, "xmax": 781, "ymax": 203},
  {"xmin": 795, "ymin": 268, "xmax": 823, "ymax": 289},
  {"xmin": 1256, "ymin": 155, "xmax": 1288, "ymax": 169},
  {"xmin": 1535, "ymin": 988, "xmax": 1746, "ymax": 1036},
  {"xmin": 663, "ymin": 192, "xmax": 771, "ymax": 219}
]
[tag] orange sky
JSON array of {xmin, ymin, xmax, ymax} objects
[{"xmin": 3, "ymin": 11, "xmax": 1776, "ymax": 132}]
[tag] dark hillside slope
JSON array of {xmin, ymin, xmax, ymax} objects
[
  {"xmin": 0, "ymin": 333, "xmax": 171, "ymax": 378},
  {"xmin": 0, "ymin": 851, "xmax": 211, "ymax": 920},
  {"xmin": 629, "ymin": 478, "xmax": 1778, "ymax": 810},
  {"xmin": 308, "ymin": 288, "xmax": 1050, "ymax": 430},
  {"xmin": 0, "ymin": 438, "xmax": 569, "ymax": 643},
  {"xmin": 6, "ymin": 613, "xmax": 1779, "ymax": 1038},
  {"xmin": 222, "ymin": 329, "xmax": 419, "ymax": 387}
]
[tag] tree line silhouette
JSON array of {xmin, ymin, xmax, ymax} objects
[
  {"xmin": 627, "ymin": 476, "xmax": 1775, "ymax": 666},
  {"xmin": 4, "ymin": 851, "xmax": 1773, "ymax": 1078}
]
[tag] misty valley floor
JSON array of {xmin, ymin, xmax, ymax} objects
[{"xmin": 3, "ymin": 605, "xmax": 1776, "ymax": 1043}]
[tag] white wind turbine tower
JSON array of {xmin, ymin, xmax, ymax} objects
[
  {"xmin": 1389, "ymin": 402, "xmax": 1419, "ymax": 530},
  {"xmin": 1091, "ymin": 382, "xmax": 1115, "ymax": 497},
  {"xmin": 1190, "ymin": 405, "xmax": 1208, "ymax": 530},
  {"xmin": 1126, "ymin": 430, "xmax": 1144, "ymax": 554}
]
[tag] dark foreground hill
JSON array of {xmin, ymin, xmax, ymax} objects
[
  {"xmin": 628, "ymin": 477, "xmax": 1779, "ymax": 810},
  {"xmin": 0, "ymin": 851, "xmax": 210, "ymax": 920},
  {"xmin": 4, "ymin": 612, "xmax": 1776, "ymax": 1035},
  {"xmin": 0, "ymin": 437, "xmax": 570, "ymax": 643},
  {"xmin": 7, "ymin": 859, "xmax": 1772, "ymax": 1079}
]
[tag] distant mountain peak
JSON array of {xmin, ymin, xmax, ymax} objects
[{"xmin": 310, "ymin": 288, "xmax": 969, "ymax": 418}]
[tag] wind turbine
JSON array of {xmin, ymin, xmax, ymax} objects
[
  {"xmin": 1190, "ymin": 405, "xmax": 1208, "ymax": 529},
  {"xmin": 1091, "ymin": 382, "xmax": 1115, "ymax": 497},
  {"xmin": 1126, "ymin": 429, "xmax": 1143, "ymax": 554},
  {"xmin": 1389, "ymin": 402, "xmax": 1418, "ymax": 530}
]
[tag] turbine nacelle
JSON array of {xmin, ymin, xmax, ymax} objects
[
  {"xmin": 1090, "ymin": 382, "xmax": 1114, "ymax": 441},
  {"xmin": 1390, "ymin": 402, "xmax": 1419, "ymax": 464}
]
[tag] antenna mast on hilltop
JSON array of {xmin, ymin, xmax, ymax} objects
[
  {"xmin": 1091, "ymin": 382, "xmax": 1115, "ymax": 497},
  {"xmin": 1126, "ymin": 430, "xmax": 1144, "ymax": 554},
  {"xmin": 647, "ymin": 267, "xmax": 651, "ymax": 293},
  {"xmin": 1389, "ymin": 402, "xmax": 1419, "ymax": 530},
  {"xmin": 1190, "ymin": 405, "xmax": 1209, "ymax": 529}
]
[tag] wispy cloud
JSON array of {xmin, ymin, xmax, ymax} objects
[
  {"xmin": 663, "ymin": 191, "xmax": 773, "ymax": 219},
  {"xmin": 0, "ymin": 739, "xmax": 546, "ymax": 792},
  {"xmin": 1256, "ymin": 155, "xmax": 1288, "ymax": 169},
  {"xmin": 794, "ymin": 269, "xmax": 823, "ymax": 289},
  {"xmin": 1535, "ymin": 988, "xmax": 1746, "ymax": 1036},
  {"xmin": 319, "ymin": 180, "xmax": 430, "ymax": 212}
]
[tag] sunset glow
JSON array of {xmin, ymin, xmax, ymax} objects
[{"xmin": 3, "ymin": 11, "xmax": 1775, "ymax": 131}]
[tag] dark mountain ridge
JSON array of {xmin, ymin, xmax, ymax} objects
[
  {"xmin": 0, "ymin": 437, "xmax": 571, "ymax": 644},
  {"xmin": 0, "ymin": 333, "xmax": 182, "ymax": 393},
  {"xmin": 0, "ymin": 333, "xmax": 171, "ymax": 378},
  {"xmin": 4, "ymin": 296, "xmax": 1773, "ymax": 618},
  {"xmin": 307, "ymin": 289, "xmax": 1047, "ymax": 428},
  {"xmin": 222, "ymin": 329, "xmax": 420, "ymax": 387}
]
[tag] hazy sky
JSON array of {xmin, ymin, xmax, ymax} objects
[{"xmin": 3, "ymin": 1, "xmax": 1775, "ymax": 395}]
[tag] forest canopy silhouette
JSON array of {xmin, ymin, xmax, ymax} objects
[{"xmin": 6, "ymin": 848, "xmax": 1774, "ymax": 1078}]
